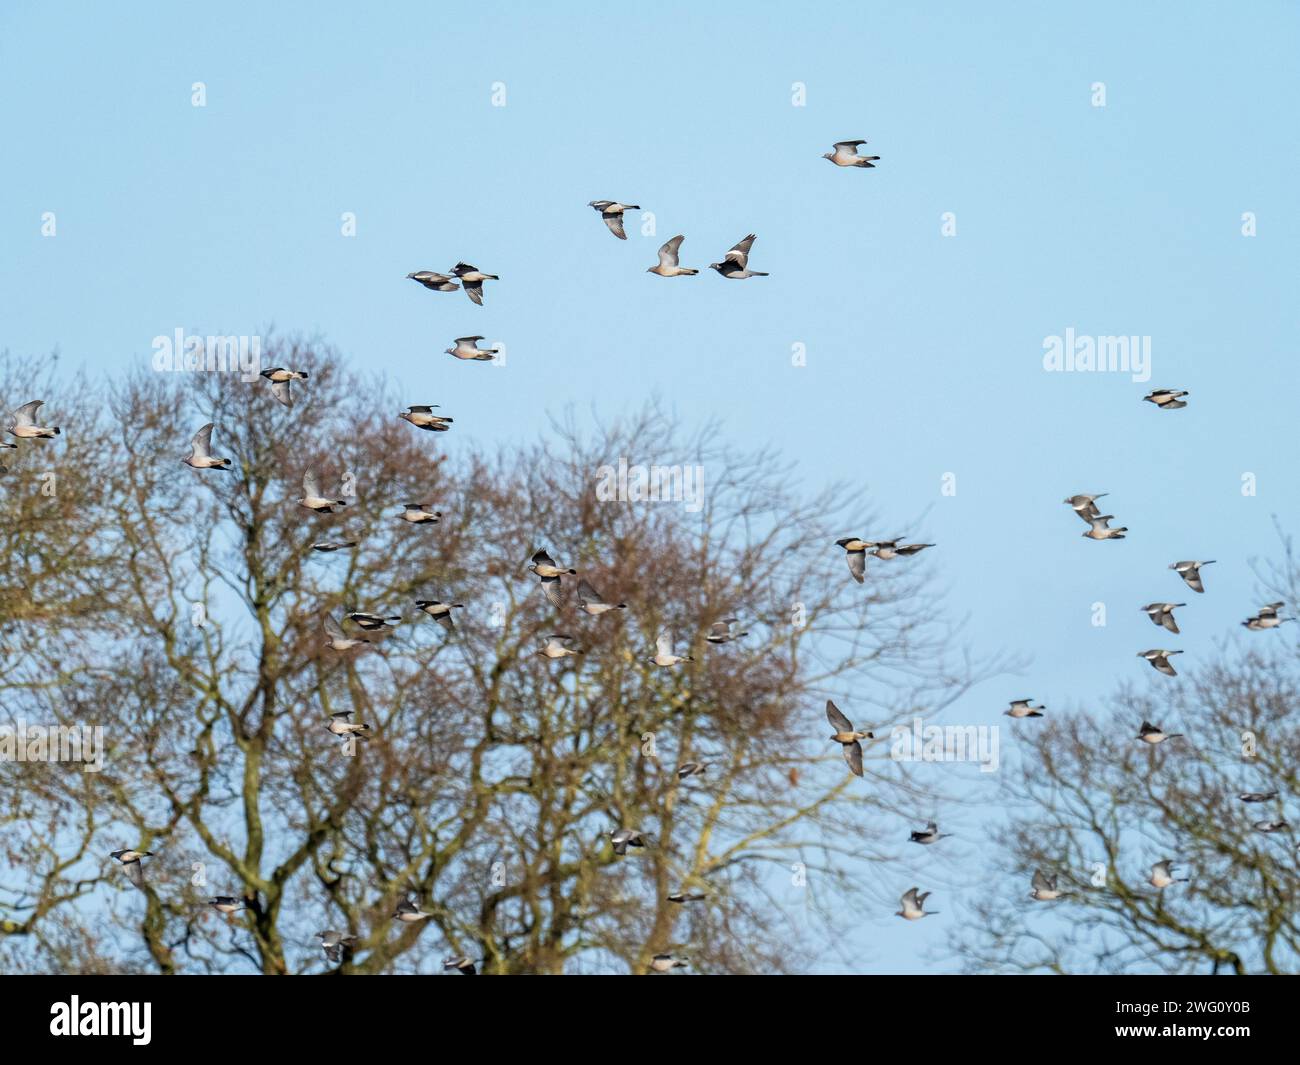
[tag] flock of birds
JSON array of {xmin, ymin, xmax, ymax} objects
[{"xmin": 7, "ymin": 134, "xmax": 1290, "ymax": 968}]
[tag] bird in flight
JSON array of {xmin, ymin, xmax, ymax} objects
[
  {"xmin": 588, "ymin": 200, "xmax": 640, "ymax": 240},
  {"xmin": 709, "ymin": 234, "xmax": 768, "ymax": 279},
  {"xmin": 576, "ymin": 579, "xmax": 626, "ymax": 616},
  {"xmin": 1243, "ymin": 602, "xmax": 1289, "ymax": 630},
  {"xmin": 184, "ymin": 423, "xmax": 232, "ymax": 470},
  {"xmin": 1141, "ymin": 602, "xmax": 1184, "ymax": 635},
  {"xmin": 896, "ymin": 887, "xmax": 937, "ymax": 920},
  {"xmin": 705, "ymin": 617, "xmax": 748, "ymax": 643},
  {"xmin": 1028, "ymin": 869, "xmax": 1070, "ymax": 901},
  {"xmin": 1144, "ymin": 388, "xmax": 1189, "ymax": 410},
  {"xmin": 826, "ymin": 699, "xmax": 873, "ymax": 777},
  {"xmin": 449, "ymin": 262, "xmax": 499, "ymax": 305},
  {"xmin": 416, "ymin": 598, "xmax": 464, "ymax": 631},
  {"xmin": 1137, "ymin": 649, "xmax": 1183, "ymax": 677},
  {"xmin": 446, "ymin": 336, "xmax": 499, "ymax": 361},
  {"xmin": 406, "ymin": 270, "xmax": 459, "ymax": 293},
  {"xmin": 647, "ymin": 234, "xmax": 698, "ymax": 277},
  {"xmin": 110, "ymin": 848, "xmax": 153, "ymax": 888},
  {"xmin": 6, "ymin": 400, "xmax": 60, "ymax": 440},
  {"xmin": 1149, "ymin": 860, "xmax": 1189, "ymax": 890},
  {"xmin": 327, "ymin": 710, "xmax": 371, "ymax": 740},
  {"xmin": 1004, "ymin": 699, "xmax": 1045, "ymax": 719},
  {"xmin": 1082, "ymin": 513, "xmax": 1127, "ymax": 540},
  {"xmin": 909, "ymin": 821, "xmax": 947, "ymax": 845},
  {"xmin": 529, "ymin": 548, "xmax": 577, "ymax": 609},
  {"xmin": 399, "ymin": 405, "xmax": 453, "ymax": 431},
  {"xmin": 1137, "ymin": 720, "xmax": 1183, "ymax": 744},
  {"xmin": 822, "ymin": 139, "xmax": 880, "ymax": 168},
  {"xmin": 538, "ymin": 634, "xmax": 582, "ymax": 659},
  {"xmin": 1169, "ymin": 559, "xmax": 1215, "ymax": 593},
  {"xmin": 835, "ymin": 537, "xmax": 871, "ymax": 583},
  {"xmin": 651, "ymin": 632, "xmax": 693, "ymax": 667},
  {"xmin": 323, "ymin": 614, "xmax": 369, "ymax": 651},
  {"xmin": 299, "ymin": 472, "xmax": 349, "ymax": 513},
  {"xmin": 260, "ymin": 367, "xmax": 309, "ymax": 407}
]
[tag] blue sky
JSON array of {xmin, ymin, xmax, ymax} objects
[{"xmin": 2, "ymin": 1, "xmax": 1297, "ymax": 972}]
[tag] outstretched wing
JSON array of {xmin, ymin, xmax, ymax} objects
[{"xmin": 826, "ymin": 699, "xmax": 854, "ymax": 732}]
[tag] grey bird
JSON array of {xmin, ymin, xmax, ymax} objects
[
  {"xmin": 1253, "ymin": 819, "xmax": 1289, "ymax": 833},
  {"xmin": 6, "ymin": 400, "xmax": 60, "ymax": 439},
  {"xmin": 588, "ymin": 199, "xmax": 640, "ymax": 240},
  {"xmin": 538, "ymin": 633, "xmax": 583, "ymax": 659},
  {"xmin": 399, "ymin": 405, "xmax": 454, "ymax": 431},
  {"xmin": 209, "ymin": 896, "xmax": 244, "ymax": 914},
  {"xmin": 826, "ymin": 698, "xmax": 873, "ymax": 777},
  {"xmin": 392, "ymin": 896, "xmax": 432, "ymax": 923},
  {"xmin": 529, "ymin": 548, "xmax": 577, "ymax": 609},
  {"xmin": 1144, "ymin": 388, "xmax": 1189, "ymax": 410},
  {"xmin": 676, "ymin": 761, "xmax": 710, "ymax": 779},
  {"xmin": 416, "ymin": 599, "xmax": 464, "ymax": 631},
  {"xmin": 323, "ymin": 614, "xmax": 369, "ymax": 651},
  {"xmin": 1243, "ymin": 602, "xmax": 1289, "ymax": 630},
  {"xmin": 576, "ymin": 579, "xmax": 626, "ymax": 616},
  {"xmin": 667, "ymin": 891, "xmax": 708, "ymax": 904},
  {"xmin": 1082, "ymin": 513, "xmax": 1127, "ymax": 540},
  {"xmin": 1239, "ymin": 791, "xmax": 1278, "ymax": 803},
  {"xmin": 1137, "ymin": 720, "xmax": 1182, "ymax": 744},
  {"xmin": 400, "ymin": 502, "xmax": 441, "ymax": 525},
  {"xmin": 449, "ymin": 262, "xmax": 498, "ymax": 305},
  {"xmin": 1141, "ymin": 602, "xmax": 1185, "ymax": 634},
  {"xmin": 872, "ymin": 539, "xmax": 934, "ymax": 560},
  {"xmin": 609, "ymin": 828, "xmax": 648, "ymax": 856},
  {"xmin": 184, "ymin": 423, "xmax": 231, "ymax": 470},
  {"xmin": 909, "ymin": 821, "xmax": 947, "ymax": 845},
  {"xmin": 443, "ymin": 955, "xmax": 478, "ymax": 975},
  {"xmin": 317, "ymin": 930, "xmax": 357, "ymax": 963},
  {"xmin": 823, "ymin": 139, "xmax": 880, "ymax": 167},
  {"xmin": 299, "ymin": 472, "xmax": 349, "ymax": 513},
  {"xmin": 1170, "ymin": 559, "xmax": 1215, "ymax": 593},
  {"xmin": 260, "ymin": 367, "xmax": 309, "ymax": 407},
  {"xmin": 896, "ymin": 887, "xmax": 937, "ymax": 920},
  {"xmin": 705, "ymin": 617, "xmax": 748, "ymax": 643},
  {"xmin": 647, "ymin": 234, "xmax": 698, "ymax": 277},
  {"xmin": 1137, "ymin": 649, "xmax": 1183, "ymax": 677},
  {"xmin": 311, "ymin": 540, "xmax": 357, "ymax": 552},
  {"xmin": 651, "ymin": 631, "xmax": 693, "ymax": 667},
  {"xmin": 110, "ymin": 848, "xmax": 153, "ymax": 888},
  {"xmin": 346, "ymin": 611, "xmax": 400, "ymax": 631},
  {"xmin": 1064, "ymin": 493, "xmax": 1107, "ymax": 522},
  {"xmin": 1029, "ymin": 869, "xmax": 1070, "ymax": 901},
  {"xmin": 327, "ymin": 710, "xmax": 371, "ymax": 740},
  {"xmin": 709, "ymin": 234, "xmax": 768, "ymax": 279},
  {"xmin": 835, "ymin": 537, "xmax": 871, "ymax": 583},
  {"xmin": 650, "ymin": 953, "xmax": 689, "ymax": 972},
  {"xmin": 1004, "ymin": 699, "xmax": 1045, "ymax": 719},
  {"xmin": 406, "ymin": 270, "xmax": 459, "ymax": 292},
  {"xmin": 1149, "ymin": 860, "xmax": 1189, "ymax": 890},
  {"xmin": 446, "ymin": 335, "xmax": 499, "ymax": 361}
]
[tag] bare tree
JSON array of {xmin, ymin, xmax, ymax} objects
[
  {"xmin": 1, "ymin": 338, "xmax": 992, "ymax": 974},
  {"xmin": 954, "ymin": 552, "xmax": 1300, "ymax": 974}
]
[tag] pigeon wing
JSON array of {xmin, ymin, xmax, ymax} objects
[
  {"xmin": 602, "ymin": 213, "xmax": 628, "ymax": 240},
  {"xmin": 658, "ymin": 235, "xmax": 684, "ymax": 267},
  {"xmin": 190, "ymin": 423, "xmax": 215, "ymax": 460},
  {"xmin": 270, "ymin": 379, "xmax": 293, "ymax": 407},
  {"xmin": 826, "ymin": 699, "xmax": 854, "ymax": 732}
]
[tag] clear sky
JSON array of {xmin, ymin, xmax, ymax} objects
[{"xmin": 2, "ymin": 1, "xmax": 1297, "ymax": 972}]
